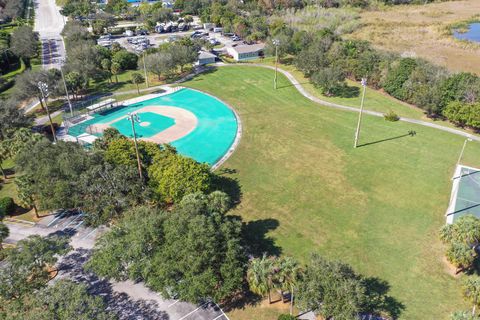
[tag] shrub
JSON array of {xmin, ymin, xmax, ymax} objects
[
  {"xmin": 0, "ymin": 197, "xmax": 15, "ymax": 216},
  {"xmin": 384, "ymin": 111, "xmax": 399, "ymax": 122},
  {"xmin": 383, "ymin": 58, "xmax": 417, "ymax": 101},
  {"xmin": 443, "ymin": 102, "xmax": 480, "ymax": 129},
  {"xmin": 112, "ymin": 50, "xmax": 138, "ymax": 70},
  {"xmin": 278, "ymin": 315, "xmax": 296, "ymax": 320}
]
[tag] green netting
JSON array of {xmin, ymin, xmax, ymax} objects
[{"xmin": 451, "ymin": 167, "xmax": 480, "ymax": 222}]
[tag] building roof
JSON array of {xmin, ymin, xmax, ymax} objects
[
  {"xmin": 198, "ymin": 51, "xmax": 217, "ymax": 59},
  {"xmin": 230, "ymin": 43, "xmax": 265, "ymax": 54}
]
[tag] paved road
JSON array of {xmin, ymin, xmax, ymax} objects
[
  {"xmin": 4, "ymin": 213, "xmax": 229, "ymax": 320},
  {"xmin": 33, "ymin": 0, "xmax": 66, "ymax": 69}
]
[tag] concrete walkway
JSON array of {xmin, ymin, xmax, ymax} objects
[{"xmin": 212, "ymin": 63, "xmax": 479, "ymax": 142}]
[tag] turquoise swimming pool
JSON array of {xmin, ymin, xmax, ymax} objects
[{"xmin": 68, "ymin": 88, "xmax": 239, "ymax": 165}]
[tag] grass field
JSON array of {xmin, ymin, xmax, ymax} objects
[
  {"xmin": 254, "ymin": 57, "xmax": 478, "ymax": 134},
  {"xmin": 350, "ymin": 0, "xmax": 480, "ymax": 74},
  {"xmin": 184, "ymin": 66, "xmax": 480, "ymax": 319}
]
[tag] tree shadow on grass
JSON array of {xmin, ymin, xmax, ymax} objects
[
  {"xmin": 241, "ymin": 218, "xmax": 281, "ymax": 257},
  {"xmin": 221, "ymin": 287, "xmax": 263, "ymax": 313},
  {"xmin": 212, "ymin": 168, "xmax": 242, "ymax": 207},
  {"xmin": 186, "ymin": 67, "xmax": 218, "ymax": 82},
  {"xmin": 362, "ymin": 277, "xmax": 405, "ymax": 319},
  {"xmin": 333, "ymin": 84, "xmax": 360, "ymax": 98}
]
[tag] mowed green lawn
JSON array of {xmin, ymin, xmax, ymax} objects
[{"xmin": 184, "ymin": 66, "xmax": 480, "ymax": 319}]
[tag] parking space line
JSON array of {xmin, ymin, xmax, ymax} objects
[
  {"xmin": 177, "ymin": 302, "xmax": 208, "ymax": 320},
  {"xmin": 72, "ymin": 220, "xmax": 84, "ymax": 230},
  {"xmin": 167, "ymin": 300, "xmax": 179, "ymax": 308},
  {"xmin": 55, "ymin": 215, "xmax": 75, "ymax": 228},
  {"xmin": 213, "ymin": 302, "xmax": 230, "ymax": 320},
  {"xmin": 80, "ymin": 228, "xmax": 97, "ymax": 240},
  {"xmin": 47, "ymin": 211, "xmax": 67, "ymax": 227},
  {"xmin": 211, "ymin": 314, "xmax": 225, "ymax": 320},
  {"xmin": 63, "ymin": 214, "xmax": 83, "ymax": 229}
]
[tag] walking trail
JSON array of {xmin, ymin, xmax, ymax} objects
[{"xmin": 213, "ymin": 63, "xmax": 479, "ymax": 142}]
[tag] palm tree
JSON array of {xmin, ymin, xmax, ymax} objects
[
  {"xmin": 0, "ymin": 222, "xmax": 9, "ymax": 250},
  {"xmin": 111, "ymin": 62, "xmax": 121, "ymax": 83},
  {"xmin": 247, "ymin": 254, "xmax": 274, "ymax": 303},
  {"xmin": 462, "ymin": 275, "xmax": 480, "ymax": 316},
  {"xmin": 131, "ymin": 72, "xmax": 144, "ymax": 94},
  {"xmin": 0, "ymin": 142, "xmax": 8, "ymax": 179},
  {"xmin": 277, "ymin": 256, "xmax": 302, "ymax": 315},
  {"xmin": 16, "ymin": 175, "xmax": 39, "ymax": 218}
]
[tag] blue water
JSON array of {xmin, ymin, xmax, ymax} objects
[
  {"xmin": 454, "ymin": 23, "xmax": 480, "ymax": 43},
  {"xmin": 68, "ymin": 88, "xmax": 238, "ymax": 166}
]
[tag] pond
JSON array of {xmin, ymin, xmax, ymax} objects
[{"xmin": 454, "ymin": 22, "xmax": 480, "ymax": 43}]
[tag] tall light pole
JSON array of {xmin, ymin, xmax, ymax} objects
[
  {"xmin": 354, "ymin": 77, "xmax": 367, "ymax": 148},
  {"xmin": 142, "ymin": 51, "xmax": 149, "ymax": 88},
  {"xmin": 126, "ymin": 112, "xmax": 143, "ymax": 181},
  {"xmin": 272, "ymin": 39, "xmax": 280, "ymax": 90},
  {"xmin": 457, "ymin": 137, "xmax": 473, "ymax": 168},
  {"xmin": 59, "ymin": 59, "xmax": 73, "ymax": 117},
  {"xmin": 37, "ymin": 81, "xmax": 57, "ymax": 143}
]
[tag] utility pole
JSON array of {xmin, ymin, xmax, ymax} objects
[
  {"xmin": 272, "ymin": 39, "xmax": 280, "ymax": 89},
  {"xmin": 126, "ymin": 112, "xmax": 143, "ymax": 181},
  {"xmin": 59, "ymin": 60, "xmax": 73, "ymax": 117},
  {"xmin": 354, "ymin": 78, "xmax": 367, "ymax": 148},
  {"xmin": 37, "ymin": 81, "xmax": 57, "ymax": 143},
  {"xmin": 143, "ymin": 51, "xmax": 149, "ymax": 88}
]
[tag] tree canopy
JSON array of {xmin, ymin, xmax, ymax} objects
[{"xmin": 87, "ymin": 192, "xmax": 245, "ymax": 303}]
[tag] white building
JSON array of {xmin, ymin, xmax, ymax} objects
[
  {"xmin": 197, "ymin": 51, "xmax": 217, "ymax": 66},
  {"xmin": 227, "ymin": 43, "xmax": 265, "ymax": 61}
]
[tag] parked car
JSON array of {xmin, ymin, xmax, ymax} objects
[
  {"xmin": 98, "ymin": 34, "xmax": 111, "ymax": 41},
  {"xmin": 231, "ymin": 36, "xmax": 241, "ymax": 41},
  {"xmin": 213, "ymin": 27, "xmax": 223, "ymax": 33}
]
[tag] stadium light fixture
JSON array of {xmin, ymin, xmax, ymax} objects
[
  {"xmin": 126, "ymin": 112, "xmax": 143, "ymax": 181},
  {"xmin": 59, "ymin": 58, "xmax": 73, "ymax": 117},
  {"xmin": 353, "ymin": 77, "xmax": 367, "ymax": 148},
  {"xmin": 456, "ymin": 137, "xmax": 474, "ymax": 168},
  {"xmin": 272, "ymin": 39, "xmax": 280, "ymax": 89},
  {"xmin": 143, "ymin": 51, "xmax": 149, "ymax": 88},
  {"xmin": 37, "ymin": 81, "xmax": 57, "ymax": 143}
]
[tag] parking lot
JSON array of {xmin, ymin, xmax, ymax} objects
[
  {"xmin": 104, "ymin": 26, "xmax": 246, "ymax": 56},
  {"xmin": 6, "ymin": 212, "xmax": 229, "ymax": 320},
  {"xmin": 40, "ymin": 37, "xmax": 65, "ymax": 69}
]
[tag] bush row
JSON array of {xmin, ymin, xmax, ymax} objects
[{"xmin": 266, "ymin": 27, "xmax": 480, "ymax": 129}]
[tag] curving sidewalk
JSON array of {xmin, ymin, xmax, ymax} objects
[{"xmin": 213, "ymin": 63, "xmax": 479, "ymax": 142}]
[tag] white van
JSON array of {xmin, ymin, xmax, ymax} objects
[{"xmin": 213, "ymin": 27, "xmax": 223, "ymax": 33}]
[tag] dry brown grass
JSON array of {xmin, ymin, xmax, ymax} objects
[{"xmin": 349, "ymin": 0, "xmax": 480, "ymax": 74}]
